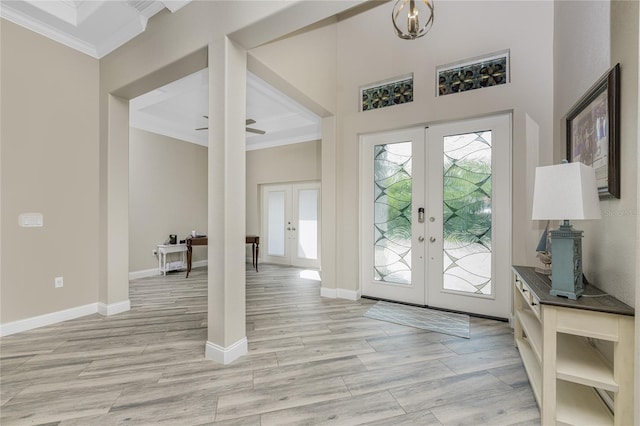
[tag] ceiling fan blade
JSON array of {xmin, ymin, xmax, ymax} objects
[
  {"xmin": 246, "ymin": 127, "xmax": 266, "ymax": 135},
  {"xmin": 195, "ymin": 127, "xmax": 208, "ymax": 130},
  {"xmin": 246, "ymin": 118, "xmax": 256, "ymax": 125}
]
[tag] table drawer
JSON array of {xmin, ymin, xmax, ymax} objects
[{"xmin": 515, "ymin": 274, "xmax": 541, "ymax": 320}]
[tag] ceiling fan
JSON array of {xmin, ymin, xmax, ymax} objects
[{"xmin": 196, "ymin": 116, "xmax": 266, "ymax": 134}]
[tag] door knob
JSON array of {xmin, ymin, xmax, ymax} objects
[
  {"xmin": 430, "ymin": 237, "xmax": 436, "ymax": 243},
  {"xmin": 292, "ymin": 227, "xmax": 296, "ymax": 231},
  {"xmin": 418, "ymin": 236, "xmax": 425, "ymax": 242},
  {"xmin": 287, "ymin": 227, "xmax": 291, "ymax": 230}
]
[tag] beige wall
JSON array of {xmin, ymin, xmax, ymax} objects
[
  {"xmin": 129, "ymin": 129, "xmax": 208, "ymax": 272},
  {"xmin": 246, "ymin": 141, "xmax": 322, "ymax": 237},
  {"xmin": 1, "ymin": 20, "xmax": 100, "ymax": 323},
  {"xmin": 554, "ymin": 0, "xmax": 638, "ymax": 307}
]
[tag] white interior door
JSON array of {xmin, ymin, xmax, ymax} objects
[
  {"xmin": 360, "ymin": 128, "xmax": 426, "ymax": 305},
  {"xmin": 360, "ymin": 114, "xmax": 511, "ymax": 319},
  {"xmin": 426, "ymin": 114, "xmax": 511, "ymax": 319},
  {"xmin": 262, "ymin": 182, "xmax": 321, "ymax": 268}
]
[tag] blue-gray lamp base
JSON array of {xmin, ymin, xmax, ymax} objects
[
  {"xmin": 549, "ymin": 221, "xmax": 584, "ymax": 300},
  {"xmin": 550, "ymin": 285, "xmax": 583, "ymax": 300}
]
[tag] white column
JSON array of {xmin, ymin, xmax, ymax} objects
[
  {"xmin": 99, "ymin": 94, "xmax": 131, "ymax": 317},
  {"xmin": 205, "ymin": 37, "xmax": 248, "ymax": 364},
  {"xmin": 320, "ymin": 116, "xmax": 338, "ymax": 298}
]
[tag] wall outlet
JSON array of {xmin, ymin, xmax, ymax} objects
[{"xmin": 54, "ymin": 276, "xmax": 64, "ymax": 288}]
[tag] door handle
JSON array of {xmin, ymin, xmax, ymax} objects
[
  {"xmin": 430, "ymin": 237, "xmax": 436, "ymax": 243},
  {"xmin": 292, "ymin": 227, "xmax": 296, "ymax": 231},
  {"xmin": 418, "ymin": 236, "xmax": 425, "ymax": 242}
]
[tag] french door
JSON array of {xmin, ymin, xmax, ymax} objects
[
  {"xmin": 360, "ymin": 114, "xmax": 511, "ymax": 319},
  {"xmin": 261, "ymin": 182, "xmax": 321, "ymax": 269}
]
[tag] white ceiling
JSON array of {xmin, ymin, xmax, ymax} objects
[
  {"xmin": 130, "ymin": 69, "xmax": 322, "ymax": 150},
  {"xmin": 2, "ymin": 0, "xmax": 322, "ymax": 150}
]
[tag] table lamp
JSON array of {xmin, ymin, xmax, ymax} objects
[{"xmin": 531, "ymin": 162, "xmax": 601, "ymax": 299}]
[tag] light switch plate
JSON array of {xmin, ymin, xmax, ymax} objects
[{"xmin": 19, "ymin": 213, "xmax": 43, "ymax": 227}]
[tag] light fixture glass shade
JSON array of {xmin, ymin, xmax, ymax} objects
[
  {"xmin": 392, "ymin": 0, "xmax": 434, "ymax": 40},
  {"xmin": 532, "ymin": 162, "xmax": 601, "ymax": 221}
]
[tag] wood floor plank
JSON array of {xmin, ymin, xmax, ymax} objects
[
  {"xmin": 428, "ymin": 386, "xmax": 540, "ymax": 425},
  {"xmin": 342, "ymin": 358, "xmax": 457, "ymax": 395},
  {"xmin": 389, "ymin": 371, "xmax": 514, "ymax": 413},
  {"xmin": 360, "ymin": 409, "xmax": 443, "ymax": 426},
  {"xmin": 438, "ymin": 347, "xmax": 522, "ymax": 375},
  {"xmin": 259, "ymin": 390, "xmax": 406, "ymax": 426},
  {"xmin": 252, "ymin": 356, "xmax": 367, "ymax": 390},
  {"xmin": 215, "ymin": 376, "xmax": 351, "ymax": 421},
  {"xmin": 356, "ymin": 341, "xmax": 455, "ymax": 370}
]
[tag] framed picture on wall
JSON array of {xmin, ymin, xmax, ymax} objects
[{"xmin": 566, "ymin": 63, "xmax": 620, "ymax": 199}]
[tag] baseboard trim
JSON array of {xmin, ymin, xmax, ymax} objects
[
  {"xmin": 129, "ymin": 260, "xmax": 208, "ymax": 280},
  {"xmin": 205, "ymin": 337, "xmax": 248, "ymax": 365},
  {"xmin": 97, "ymin": 300, "xmax": 131, "ymax": 316},
  {"xmin": 337, "ymin": 288, "xmax": 360, "ymax": 301},
  {"xmin": 0, "ymin": 303, "xmax": 98, "ymax": 337},
  {"xmin": 129, "ymin": 268, "xmax": 157, "ymax": 280},
  {"xmin": 320, "ymin": 287, "xmax": 337, "ymax": 298},
  {"xmin": 192, "ymin": 259, "xmax": 208, "ymax": 269}
]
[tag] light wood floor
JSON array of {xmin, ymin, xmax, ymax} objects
[{"xmin": 0, "ymin": 264, "xmax": 540, "ymax": 425}]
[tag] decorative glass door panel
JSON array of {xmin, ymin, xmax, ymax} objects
[
  {"xmin": 442, "ymin": 131, "xmax": 492, "ymax": 295},
  {"xmin": 361, "ymin": 128, "xmax": 425, "ymax": 305},
  {"xmin": 374, "ymin": 142, "xmax": 412, "ymax": 285}
]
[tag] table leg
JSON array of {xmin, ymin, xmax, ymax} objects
[
  {"xmin": 162, "ymin": 252, "xmax": 167, "ymax": 276},
  {"xmin": 255, "ymin": 242, "xmax": 259, "ymax": 272},
  {"xmin": 252, "ymin": 243, "xmax": 255, "ymax": 269},
  {"xmin": 158, "ymin": 248, "xmax": 162, "ymax": 275},
  {"xmin": 186, "ymin": 246, "xmax": 192, "ymax": 278}
]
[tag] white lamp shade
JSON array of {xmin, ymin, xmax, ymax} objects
[{"xmin": 532, "ymin": 162, "xmax": 601, "ymax": 220}]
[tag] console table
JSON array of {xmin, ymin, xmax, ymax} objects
[
  {"xmin": 185, "ymin": 235, "xmax": 260, "ymax": 277},
  {"xmin": 512, "ymin": 265, "xmax": 634, "ymax": 425},
  {"xmin": 157, "ymin": 243, "xmax": 187, "ymax": 276}
]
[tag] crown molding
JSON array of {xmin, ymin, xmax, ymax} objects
[{"xmin": 1, "ymin": 5, "xmax": 100, "ymax": 57}]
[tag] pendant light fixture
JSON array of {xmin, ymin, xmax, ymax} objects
[{"xmin": 392, "ymin": 0, "xmax": 434, "ymax": 40}]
